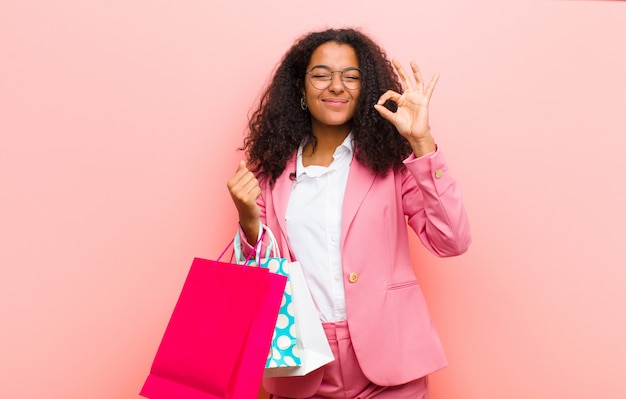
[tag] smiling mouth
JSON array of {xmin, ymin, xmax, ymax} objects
[{"xmin": 323, "ymin": 99, "xmax": 348, "ymax": 105}]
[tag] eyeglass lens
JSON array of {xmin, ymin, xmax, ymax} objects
[{"xmin": 307, "ymin": 67, "xmax": 361, "ymax": 90}]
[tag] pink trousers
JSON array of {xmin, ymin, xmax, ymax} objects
[{"xmin": 268, "ymin": 321, "xmax": 429, "ymax": 399}]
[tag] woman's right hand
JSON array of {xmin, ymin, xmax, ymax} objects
[{"xmin": 226, "ymin": 160, "xmax": 261, "ymax": 243}]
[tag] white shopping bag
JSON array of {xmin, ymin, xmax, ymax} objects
[{"xmin": 263, "ymin": 260, "xmax": 334, "ymax": 377}]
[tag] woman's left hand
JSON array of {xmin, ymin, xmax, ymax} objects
[{"xmin": 374, "ymin": 59, "xmax": 438, "ymax": 157}]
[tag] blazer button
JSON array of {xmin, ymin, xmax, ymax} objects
[
  {"xmin": 348, "ymin": 272, "xmax": 358, "ymax": 283},
  {"xmin": 434, "ymin": 169, "xmax": 443, "ymax": 179}
]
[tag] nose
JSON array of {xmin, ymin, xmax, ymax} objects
[{"xmin": 328, "ymin": 71, "xmax": 344, "ymax": 93}]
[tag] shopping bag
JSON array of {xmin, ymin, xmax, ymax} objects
[
  {"xmin": 234, "ymin": 225, "xmax": 301, "ymax": 371},
  {"xmin": 140, "ymin": 238, "xmax": 287, "ymax": 399},
  {"xmin": 263, "ymin": 260, "xmax": 334, "ymax": 377},
  {"xmin": 235, "ymin": 223, "xmax": 334, "ymax": 378}
]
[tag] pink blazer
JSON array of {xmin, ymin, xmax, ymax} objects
[{"xmin": 250, "ymin": 149, "xmax": 471, "ymax": 395}]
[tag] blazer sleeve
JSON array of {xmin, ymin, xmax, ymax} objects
[{"xmin": 402, "ymin": 148, "xmax": 472, "ymax": 257}]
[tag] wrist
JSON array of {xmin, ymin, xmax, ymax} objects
[
  {"xmin": 238, "ymin": 216, "xmax": 260, "ymax": 244},
  {"xmin": 408, "ymin": 136, "xmax": 436, "ymax": 158}
]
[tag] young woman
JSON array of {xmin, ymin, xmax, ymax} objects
[{"xmin": 227, "ymin": 28, "xmax": 471, "ymax": 399}]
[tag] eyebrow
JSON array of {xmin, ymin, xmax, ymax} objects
[{"xmin": 309, "ymin": 65, "xmax": 360, "ymax": 70}]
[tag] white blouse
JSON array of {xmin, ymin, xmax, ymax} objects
[{"xmin": 285, "ymin": 134, "xmax": 353, "ymax": 322}]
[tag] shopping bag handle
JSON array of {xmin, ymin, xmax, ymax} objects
[
  {"xmin": 260, "ymin": 223, "xmax": 280, "ymax": 258},
  {"xmin": 217, "ymin": 227, "xmax": 266, "ymax": 268},
  {"xmin": 233, "ymin": 222, "xmax": 280, "ymax": 264}
]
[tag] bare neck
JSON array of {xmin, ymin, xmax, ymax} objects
[{"xmin": 303, "ymin": 125, "xmax": 351, "ymax": 167}]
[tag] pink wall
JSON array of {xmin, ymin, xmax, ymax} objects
[{"xmin": 1, "ymin": 1, "xmax": 625, "ymax": 398}]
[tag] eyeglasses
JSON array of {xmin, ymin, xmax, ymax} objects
[{"xmin": 306, "ymin": 66, "xmax": 362, "ymax": 90}]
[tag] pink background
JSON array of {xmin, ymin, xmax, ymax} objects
[{"xmin": 1, "ymin": 1, "xmax": 625, "ymax": 398}]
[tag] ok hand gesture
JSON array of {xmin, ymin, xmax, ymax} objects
[{"xmin": 374, "ymin": 59, "xmax": 439, "ymax": 157}]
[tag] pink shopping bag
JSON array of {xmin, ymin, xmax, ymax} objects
[{"xmin": 140, "ymin": 242, "xmax": 287, "ymax": 399}]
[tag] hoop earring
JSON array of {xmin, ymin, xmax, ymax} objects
[{"xmin": 300, "ymin": 97, "xmax": 308, "ymax": 111}]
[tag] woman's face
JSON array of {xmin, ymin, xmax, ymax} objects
[{"xmin": 304, "ymin": 42, "xmax": 361, "ymax": 134}]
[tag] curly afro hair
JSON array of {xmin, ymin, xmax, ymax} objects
[{"xmin": 242, "ymin": 28, "xmax": 411, "ymax": 185}]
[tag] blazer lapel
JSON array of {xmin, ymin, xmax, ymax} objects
[
  {"xmin": 269, "ymin": 155, "xmax": 297, "ymax": 240},
  {"xmin": 270, "ymin": 154, "xmax": 375, "ymax": 254},
  {"xmin": 341, "ymin": 157, "xmax": 376, "ymax": 245}
]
